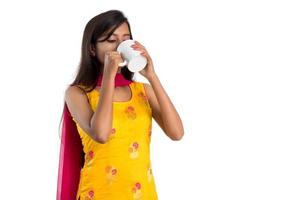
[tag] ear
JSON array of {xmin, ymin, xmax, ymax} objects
[{"xmin": 89, "ymin": 44, "xmax": 96, "ymax": 56}]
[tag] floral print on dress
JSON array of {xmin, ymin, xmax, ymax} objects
[
  {"xmin": 132, "ymin": 182, "xmax": 142, "ymax": 200},
  {"xmin": 105, "ymin": 165, "xmax": 117, "ymax": 185},
  {"xmin": 108, "ymin": 128, "xmax": 116, "ymax": 141},
  {"xmin": 86, "ymin": 150, "xmax": 94, "ymax": 167},
  {"xmin": 125, "ymin": 105, "xmax": 137, "ymax": 119},
  {"xmin": 128, "ymin": 142, "xmax": 139, "ymax": 159},
  {"xmin": 84, "ymin": 189, "xmax": 95, "ymax": 200},
  {"xmin": 74, "ymin": 82, "xmax": 158, "ymax": 199},
  {"xmin": 137, "ymin": 91, "xmax": 148, "ymax": 107}
]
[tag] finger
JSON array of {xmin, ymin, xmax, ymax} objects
[
  {"xmin": 105, "ymin": 52, "xmax": 114, "ymax": 57},
  {"xmin": 140, "ymin": 52, "xmax": 147, "ymax": 57},
  {"xmin": 105, "ymin": 51, "xmax": 120, "ymax": 56},
  {"xmin": 134, "ymin": 41, "xmax": 144, "ymax": 48},
  {"xmin": 111, "ymin": 51, "xmax": 121, "ymax": 56},
  {"xmin": 133, "ymin": 46, "xmax": 146, "ymax": 52},
  {"xmin": 135, "ymin": 40, "xmax": 141, "ymax": 45},
  {"xmin": 108, "ymin": 53, "xmax": 122, "ymax": 60},
  {"xmin": 112, "ymin": 52, "xmax": 122, "ymax": 57},
  {"xmin": 132, "ymin": 46, "xmax": 146, "ymax": 54}
]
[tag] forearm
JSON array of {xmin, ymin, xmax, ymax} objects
[
  {"xmin": 90, "ymin": 75, "xmax": 114, "ymax": 143},
  {"xmin": 148, "ymin": 74, "xmax": 184, "ymax": 139}
]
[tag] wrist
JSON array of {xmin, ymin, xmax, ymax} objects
[
  {"xmin": 148, "ymin": 73, "xmax": 158, "ymax": 82},
  {"xmin": 102, "ymin": 74, "xmax": 115, "ymax": 85}
]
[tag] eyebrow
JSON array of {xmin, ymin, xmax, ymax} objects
[
  {"xmin": 98, "ymin": 33, "xmax": 130, "ymax": 42},
  {"xmin": 110, "ymin": 33, "xmax": 130, "ymax": 37}
]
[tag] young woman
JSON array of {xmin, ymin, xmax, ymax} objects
[{"xmin": 58, "ymin": 9, "xmax": 184, "ymax": 200}]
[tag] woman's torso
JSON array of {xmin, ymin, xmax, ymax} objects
[{"xmin": 73, "ymin": 81, "xmax": 158, "ymax": 200}]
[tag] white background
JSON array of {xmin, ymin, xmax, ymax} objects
[{"xmin": 0, "ymin": 0, "xmax": 299, "ymax": 199}]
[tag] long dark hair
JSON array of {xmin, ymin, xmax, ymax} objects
[
  {"xmin": 58, "ymin": 10, "xmax": 135, "ymax": 138},
  {"xmin": 72, "ymin": 9, "xmax": 134, "ymax": 92}
]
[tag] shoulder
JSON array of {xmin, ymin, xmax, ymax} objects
[
  {"xmin": 64, "ymin": 85, "xmax": 88, "ymax": 101},
  {"xmin": 65, "ymin": 85, "xmax": 86, "ymax": 95},
  {"xmin": 131, "ymin": 81, "xmax": 150, "ymax": 91},
  {"xmin": 131, "ymin": 81, "xmax": 149, "ymax": 87},
  {"xmin": 132, "ymin": 81, "xmax": 153, "ymax": 100},
  {"xmin": 138, "ymin": 82, "xmax": 151, "ymax": 93}
]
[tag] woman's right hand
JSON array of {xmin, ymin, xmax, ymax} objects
[{"xmin": 103, "ymin": 51, "xmax": 124, "ymax": 78}]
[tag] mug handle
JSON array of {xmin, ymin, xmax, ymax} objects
[{"xmin": 118, "ymin": 60, "xmax": 128, "ymax": 67}]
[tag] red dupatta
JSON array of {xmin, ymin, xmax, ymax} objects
[{"xmin": 56, "ymin": 73, "xmax": 133, "ymax": 200}]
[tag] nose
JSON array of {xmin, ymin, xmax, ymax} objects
[
  {"xmin": 116, "ymin": 40, "xmax": 122, "ymax": 47},
  {"xmin": 117, "ymin": 38, "xmax": 127, "ymax": 46}
]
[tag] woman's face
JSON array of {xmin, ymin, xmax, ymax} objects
[{"xmin": 93, "ymin": 22, "xmax": 131, "ymax": 65}]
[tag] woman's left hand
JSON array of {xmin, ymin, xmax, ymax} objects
[{"xmin": 131, "ymin": 41, "xmax": 156, "ymax": 80}]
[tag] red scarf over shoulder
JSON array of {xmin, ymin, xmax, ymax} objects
[{"xmin": 56, "ymin": 73, "xmax": 133, "ymax": 200}]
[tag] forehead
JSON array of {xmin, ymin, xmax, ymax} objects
[
  {"xmin": 111, "ymin": 22, "xmax": 130, "ymax": 36},
  {"xmin": 99, "ymin": 22, "xmax": 130, "ymax": 40}
]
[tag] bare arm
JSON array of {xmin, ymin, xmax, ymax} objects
[
  {"xmin": 65, "ymin": 50, "xmax": 125, "ymax": 143},
  {"xmin": 90, "ymin": 75, "xmax": 115, "ymax": 143},
  {"xmin": 144, "ymin": 74, "xmax": 184, "ymax": 140},
  {"xmin": 64, "ymin": 76, "xmax": 115, "ymax": 144},
  {"xmin": 130, "ymin": 40, "xmax": 184, "ymax": 140}
]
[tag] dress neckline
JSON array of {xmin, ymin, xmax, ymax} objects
[{"xmin": 93, "ymin": 82, "xmax": 134, "ymax": 104}]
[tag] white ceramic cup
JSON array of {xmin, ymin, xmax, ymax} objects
[{"xmin": 117, "ymin": 39, "xmax": 147, "ymax": 72}]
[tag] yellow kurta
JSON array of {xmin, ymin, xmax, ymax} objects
[{"xmin": 72, "ymin": 81, "xmax": 158, "ymax": 200}]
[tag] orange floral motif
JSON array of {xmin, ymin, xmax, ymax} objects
[
  {"xmin": 108, "ymin": 128, "xmax": 116, "ymax": 141},
  {"xmin": 86, "ymin": 150, "xmax": 94, "ymax": 167},
  {"xmin": 84, "ymin": 189, "xmax": 94, "ymax": 200},
  {"xmin": 105, "ymin": 165, "xmax": 117, "ymax": 185},
  {"xmin": 132, "ymin": 182, "xmax": 142, "ymax": 200},
  {"xmin": 137, "ymin": 91, "xmax": 148, "ymax": 106},
  {"xmin": 125, "ymin": 106, "xmax": 137, "ymax": 119},
  {"xmin": 128, "ymin": 142, "xmax": 139, "ymax": 159}
]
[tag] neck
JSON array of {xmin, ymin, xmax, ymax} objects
[{"xmin": 97, "ymin": 72, "xmax": 133, "ymax": 87}]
